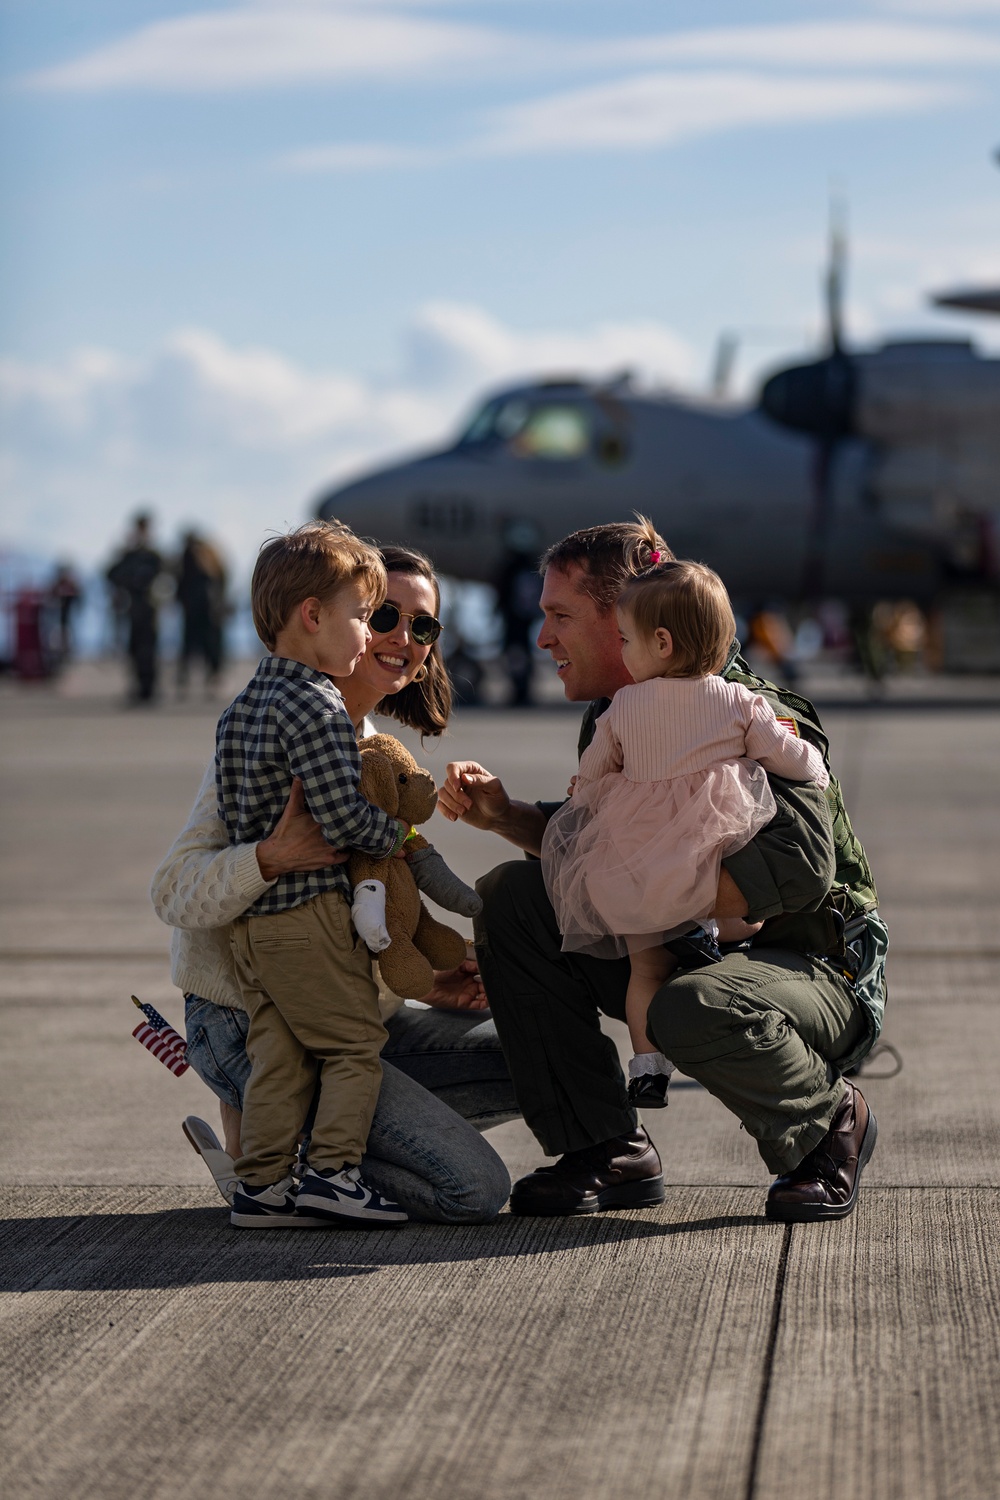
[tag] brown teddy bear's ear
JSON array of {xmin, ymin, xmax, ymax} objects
[
  {"xmin": 358, "ymin": 749, "xmax": 399, "ymax": 816},
  {"xmin": 361, "ymin": 733, "xmax": 420, "ymax": 771},
  {"xmin": 361, "ymin": 732, "xmax": 436, "ymax": 825}
]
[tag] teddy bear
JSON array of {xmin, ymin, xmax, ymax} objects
[{"xmin": 348, "ymin": 733, "xmax": 480, "ymax": 999}]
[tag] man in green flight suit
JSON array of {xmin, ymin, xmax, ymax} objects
[{"xmin": 438, "ymin": 519, "xmax": 887, "ymax": 1222}]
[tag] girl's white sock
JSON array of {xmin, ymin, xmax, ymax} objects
[
  {"xmin": 350, "ymin": 880, "xmax": 391, "ymax": 952},
  {"xmin": 628, "ymin": 1051, "xmax": 674, "ymax": 1079}
]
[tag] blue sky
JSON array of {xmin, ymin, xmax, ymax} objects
[{"xmin": 2, "ymin": 0, "xmax": 1000, "ymax": 570}]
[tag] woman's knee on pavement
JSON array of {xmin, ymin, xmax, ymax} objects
[
  {"xmin": 458, "ymin": 1154, "xmax": 512, "ymax": 1223},
  {"xmin": 429, "ymin": 1146, "xmax": 511, "ymax": 1224}
]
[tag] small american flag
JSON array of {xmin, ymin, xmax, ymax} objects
[{"xmin": 130, "ymin": 995, "xmax": 189, "ymax": 1077}]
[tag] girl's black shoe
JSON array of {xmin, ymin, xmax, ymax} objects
[{"xmin": 627, "ymin": 1073, "xmax": 670, "ymax": 1109}]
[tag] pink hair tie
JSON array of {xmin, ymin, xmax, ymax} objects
[{"xmin": 649, "ymin": 550, "xmax": 662, "ymax": 564}]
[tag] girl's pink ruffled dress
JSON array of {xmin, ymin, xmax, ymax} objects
[{"xmin": 541, "ymin": 676, "xmax": 828, "ymax": 958}]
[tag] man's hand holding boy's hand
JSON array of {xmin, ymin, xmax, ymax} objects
[{"xmin": 439, "ymin": 761, "xmax": 511, "ymax": 829}]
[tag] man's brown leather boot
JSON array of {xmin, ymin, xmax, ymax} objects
[
  {"xmin": 508, "ymin": 1128, "xmax": 665, "ymax": 1217},
  {"xmin": 765, "ymin": 1078, "xmax": 877, "ymax": 1223}
]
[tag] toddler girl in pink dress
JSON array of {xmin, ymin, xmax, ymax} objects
[{"xmin": 541, "ymin": 552, "xmax": 829, "ymax": 1108}]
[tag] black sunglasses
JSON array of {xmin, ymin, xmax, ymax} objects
[{"xmin": 369, "ymin": 602, "xmax": 442, "ymax": 645}]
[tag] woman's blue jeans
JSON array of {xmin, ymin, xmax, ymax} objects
[{"xmin": 185, "ymin": 996, "xmax": 517, "ymax": 1223}]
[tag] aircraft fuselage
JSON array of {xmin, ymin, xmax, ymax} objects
[{"xmin": 317, "ymin": 383, "xmax": 945, "ymax": 602}]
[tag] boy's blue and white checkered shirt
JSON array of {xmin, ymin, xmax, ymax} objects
[{"xmin": 216, "ymin": 655, "xmax": 399, "ymax": 915}]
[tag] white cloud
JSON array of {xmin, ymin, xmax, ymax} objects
[
  {"xmin": 877, "ymin": 1, "xmax": 1000, "ymax": 14},
  {"xmin": 401, "ymin": 301, "xmax": 698, "ymax": 389},
  {"xmin": 24, "ymin": 1, "xmax": 507, "ymax": 93},
  {"xmin": 597, "ymin": 20, "xmax": 1000, "ymax": 70},
  {"xmin": 24, "ymin": 6, "xmax": 1000, "ymax": 98},
  {"xmin": 480, "ymin": 70, "xmax": 967, "ymax": 155},
  {"xmin": 273, "ymin": 58, "xmax": 972, "ymax": 174},
  {"xmin": 275, "ymin": 142, "xmax": 431, "ymax": 174},
  {"xmin": 0, "ymin": 306, "xmax": 697, "ymax": 568}
]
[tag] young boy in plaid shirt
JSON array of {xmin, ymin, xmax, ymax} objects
[{"xmin": 216, "ymin": 522, "xmax": 410, "ymax": 1229}]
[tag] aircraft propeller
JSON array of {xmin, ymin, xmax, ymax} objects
[{"xmin": 759, "ymin": 198, "xmax": 857, "ymax": 600}]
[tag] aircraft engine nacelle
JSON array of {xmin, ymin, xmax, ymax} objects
[
  {"xmin": 854, "ymin": 342, "xmax": 1000, "ymax": 447},
  {"xmin": 761, "ymin": 339, "xmax": 1000, "ymax": 451}
]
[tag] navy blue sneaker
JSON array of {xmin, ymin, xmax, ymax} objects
[
  {"xmin": 295, "ymin": 1167, "xmax": 408, "ymax": 1226},
  {"xmin": 230, "ymin": 1175, "xmax": 330, "ymax": 1229}
]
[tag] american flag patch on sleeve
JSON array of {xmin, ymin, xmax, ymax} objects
[
  {"xmin": 776, "ymin": 716, "xmax": 800, "ymax": 737},
  {"xmin": 131, "ymin": 995, "xmax": 189, "ymax": 1077}
]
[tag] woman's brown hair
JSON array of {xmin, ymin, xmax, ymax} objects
[
  {"xmin": 617, "ymin": 558, "xmax": 736, "ymax": 678},
  {"xmin": 372, "ymin": 544, "xmax": 452, "ymax": 738}
]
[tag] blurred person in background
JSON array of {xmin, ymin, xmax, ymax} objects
[
  {"xmin": 444, "ymin": 633, "xmax": 485, "ymax": 706},
  {"xmin": 495, "ymin": 522, "xmax": 543, "ymax": 707},
  {"xmin": 851, "ymin": 600, "xmax": 927, "ymax": 684},
  {"xmin": 747, "ymin": 605, "xmax": 799, "ymax": 685},
  {"xmin": 849, "ymin": 604, "xmax": 889, "ymax": 684},
  {"xmin": 176, "ymin": 530, "xmax": 227, "ymax": 697},
  {"xmin": 874, "ymin": 600, "xmax": 927, "ymax": 674},
  {"xmin": 11, "ymin": 586, "xmax": 52, "ymax": 681},
  {"xmin": 48, "ymin": 562, "xmax": 83, "ymax": 663},
  {"xmin": 106, "ymin": 513, "xmax": 165, "ymax": 704}
]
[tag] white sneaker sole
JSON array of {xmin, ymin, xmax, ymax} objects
[
  {"xmin": 229, "ymin": 1209, "xmax": 331, "ymax": 1229},
  {"xmin": 183, "ymin": 1117, "xmax": 240, "ymax": 1206}
]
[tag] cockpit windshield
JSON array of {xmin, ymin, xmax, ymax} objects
[{"xmin": 458, "ymin": 398, "xmax": 591, "ymax": 460}]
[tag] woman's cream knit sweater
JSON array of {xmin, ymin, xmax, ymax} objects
[{"xmin": 150, "ymin": 758, "xmax": 404, "ymax": 1020}]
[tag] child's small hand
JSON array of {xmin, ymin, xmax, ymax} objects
[
  {"xmin": 417, "ymin": 959, "xmax": 489, "ymax": 1011},
  {"xmin": 567, "ymin": 775, "xmax": 579, "ymax": 798},
  {"xmin": 716, "ymin": 916, "xmax": 764, "ymax": 944}
]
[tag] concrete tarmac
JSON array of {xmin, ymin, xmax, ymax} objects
[{"xmin": 2, "ymin": 659, "xmax": 999, "ymax": 1499}]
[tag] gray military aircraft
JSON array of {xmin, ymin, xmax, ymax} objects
[{"xmin": 317, "ymin": 225, "xmax": 1000, "ymax": 607}]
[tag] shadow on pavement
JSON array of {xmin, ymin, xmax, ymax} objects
[{"xmin": 2, "ymin": 1206, "xmax": 767, "ymax": 1292}]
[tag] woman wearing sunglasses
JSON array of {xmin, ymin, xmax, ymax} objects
[{"xmin": 151, "ymin": 542, "xmax": 516, "ymax": 1222}]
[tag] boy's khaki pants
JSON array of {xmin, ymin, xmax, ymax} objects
[{"xmin": 229, "ymin": 890, "xmax": 386, "ymax": 1186}]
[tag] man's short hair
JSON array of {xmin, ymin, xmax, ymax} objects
[
  {"xmin": 251, "ymin": 521, "xmax": 386, "ymax": 651},
  {"xmin": 540, "ymin": 516, "xmax": 673, "ymax": 611}
]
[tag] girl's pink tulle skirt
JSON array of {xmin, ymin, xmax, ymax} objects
[{"xmin": 541, "ymin": 759, "xmax": 776, "ymax": 959}]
